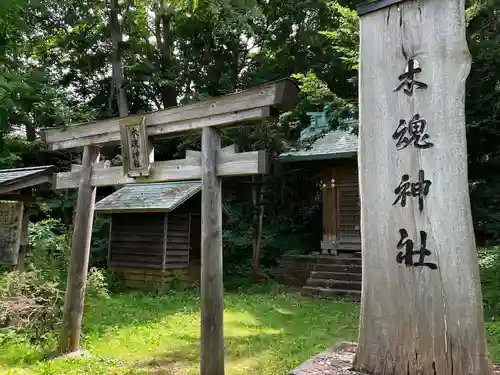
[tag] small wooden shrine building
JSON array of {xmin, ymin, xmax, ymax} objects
[
  {"xmin": 279, "ymin": 112, "xmax": 360, "ymax": 254},
  {"xmin": 95, "ymin": 180, "xmax": 209, "ymax": 288},
  {"xmin": 0, "ymin": 166, "xmax": 55, "ymax": 267}
]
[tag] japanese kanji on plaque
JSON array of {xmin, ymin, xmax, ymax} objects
[{"xmin": 0, "ymin": 201, "xmax": 23, "ymax": 265}]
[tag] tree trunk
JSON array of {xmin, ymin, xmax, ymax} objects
[
  {"xmin": 25, "ymin": 122, "xmax": 36, "ymax": 141},
  {"xmin": 154, "ymin": 3, "xmax": 177, "ymax": 109},
  {"xmin": 252, "ymin": 175, "xmax": 264, "ymax": 282},
  {"xmin": 354, "ymin": 1, "xmax": 493, "ymax": 374},
  {"xmin": 110, "ymin": 0, "xmax": 128, "ymax": 117}
]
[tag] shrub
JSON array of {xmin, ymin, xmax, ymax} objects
[
  {"xmin": 86, "ymin": 267, "xmax": 110, "ymax": 300},
  {"xmin": 478, "ymin": 247, "xmax": 500, "ymax": 317},
  {"xmin": 0, "ymin": 270, "xmax": 64, "ymax": 341},
  {"xmin": 27, "ymin": 219, "xmax": 70, "ymax": 281},
  {"xmin": 0, "ymin": 219, "xmax": 110, "ymax": 342}
]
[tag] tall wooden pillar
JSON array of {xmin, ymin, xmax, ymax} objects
[
  {"xmin": 200, "ymin": 127, "xmax": 224, "ymax": 375},
  {"xmin": 59, "ymin": 145, "xmax": 100, "ymax": 354},
  {"xmin": 354, "ymin": 0, "xmax": 492, "ymax": 374},
  {"xmin": 17, "ymin": 191, "xmax": 32, "ymax": 272}
]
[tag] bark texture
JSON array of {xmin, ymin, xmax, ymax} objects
[
  {"xmin": 110, "ymin": 0, "xmax": 129, "ymax": 118},
  {"xmin": 252, "ymin": 175, "xmax": 264, "ymax": 282},
  {"xmin": 354, "ymin": 1, "xmax": 493, "ymax": 374}
]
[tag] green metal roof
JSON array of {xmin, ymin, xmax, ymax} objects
[
  {"xmin": 279, "ymin": 127, "xmax": 358, "ymax": 162},
  {"xmin": 95, "ymin": 181, "xmax": 201, "ymax": 212}
]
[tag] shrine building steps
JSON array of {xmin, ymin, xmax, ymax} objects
[
  {"xmin": 301, "ymin": 255, "xmax": 362, "ymax": 301},
  {"xmin": 302, "ymin": 286, "xmax": 361, "ymax": 301}
]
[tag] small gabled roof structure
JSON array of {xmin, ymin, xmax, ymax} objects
[
  {"xmin": 279, "ymin": 129, "xmax": 358, "ymax": 162},
  {"xmin": 95, "ymin": 181, "xmax": 202, "ymax": 213},
  {"xmin": 278, "ymin": 112, "xmax": 359, "ymax": 162},
  {"xmin": 0, "ymin": 166, "xmax": 55, "ymax": 195}
]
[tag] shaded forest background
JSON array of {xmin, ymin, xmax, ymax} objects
[{"xmin": 0, "ymin": 0, "xmax": 499, "ymax": 280}]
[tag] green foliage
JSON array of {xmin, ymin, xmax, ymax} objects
[
  {"xmin": 466, "ymin": 0, "xmax": 500, "ymax": 240},
  {"xmin": 27, "ymin": 219, "xmax": 71, "ymax": 282},
  {"xmin": 86, "ymin": 268, "xmax": 110, "ymax": 300},
  {"xmin": 479, "ymin": 246, "xmax": 500, "ymax": 358},
  {"xmin": 0, "ymin": 218, "xmax": 110, "ymax": 344},
  {"xmin": 90, "ymin": 215, "xmax": 110, "ymax": 268},
  {"xmin": 320, "ymin": 1, "xmax": 359, "ymax": 72},
  {"xmin": 0, "ymin": 270, "xmax": 63, "ymax": 341},
  {"xmin": 479, "ymin": 247, "xmax": 500, "ymax": 316},
  {"xmin": 0, "ymin": 136, "xmax": 41, "ymax": 169}
]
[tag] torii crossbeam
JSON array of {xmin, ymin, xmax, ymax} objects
[{"xmin": 40, "ymin": 79, "xmax": 299, "ymax": 375}]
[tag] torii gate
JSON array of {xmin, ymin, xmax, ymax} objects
[{"xmin": 41, "ymin": 79, "xmax": 299, "ymax": 374}]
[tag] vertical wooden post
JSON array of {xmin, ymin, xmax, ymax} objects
[
  {"xmin": 354, "ymin": 0, "xmax": 492, "ymax": 374},
  {"xmin": 200, "ymin": 126, "xmax": 224, "ymax": 375},
  {"xmin": 59, "ymin": 145, "xmax": 100, "ymax": 354},
  {"xmin": 16, "ymin": 190, "xmax": 32, "ymax": 272}
]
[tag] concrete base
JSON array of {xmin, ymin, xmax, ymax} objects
[
  {"xmin": 53, "ymin": 349, "xmax": 91, "ymax": 361},
  {"xmin": 289, "ymin": 342, "xmax": 365, "ymax": 375},
  {"xmin": 289, "ymin": 342, "xmax": 500, "ymax": 375}
]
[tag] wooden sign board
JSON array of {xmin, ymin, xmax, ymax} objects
[
  {"xmin": 355, "ymin": 0, "xmax": 492, "ymax": 374},
  {"xmin": 0, "ymin": 201, "xmax": 23, "ymax": 265},
  {"xmin": 119, "ymin": 116, "xmax": 154, "ymax": 177}
]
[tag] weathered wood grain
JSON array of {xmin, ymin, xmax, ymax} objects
[
  {"xmin": 162, "ymin": 212, "xmax": 168, "ymax": 272},
  {"xmin": 200, "ymin": 126, "xmax": 224, "ymax": 375},
  {"xmin": 354, "ymin": 1, "xmax": 493, "ymax": 374},
  {"xmin": 0, "ymin": 201, "xmax": 23, "ymax": 265},
  {"xmin": 59, "ymin": 145, "xmax": 100, "ymax": 354},
  {"xmin": 41, "ymin": 79, "xmax": 299, "ymax": 151},
  {"xmin": 165, "ymin": 212, "xmax": 190, "ymax": 268},
  {"xmin": 186, "ymin": 144, "xmax": 239, "ymax": 159},
  {"xmin": 16, "ymin": 193, "xmax": 31, "ymax": 271},
  {"xmin": 0, "ymin": 174, "xmax": 52, "ymax": 194},
  {"xmin": 56, "ymin": 150, "xmax": 267, "ymax": 189},
  {"xmin": 112, "ymin": 267, "xmax": 189, "ymax": 290},
  {"xmin": 108, "ymin": 213, "xmax": 165, "ymax": 269},
  {"xmin": 119, "ymin": 116, "xmax": 154, "ymax": 177}
]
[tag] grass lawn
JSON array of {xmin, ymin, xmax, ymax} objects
[
  {"xmin": 0, "ymin": 284, "xmax": 360, "ymax": 375},
  {"xmin": 1, "ymin": 283, "xmax": 500, "ymax": 375}
]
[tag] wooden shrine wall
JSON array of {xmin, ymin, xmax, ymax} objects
[
  {"xmin": 165, "ymin": 211, "xmax": 191, "ymax": 269},
  {"xmin": 107, "ymin": 206, "xmax": 201, "ymax": 288},
  {"xmin": 108, "ymin": 212, "xmax": 166, "ymax": 269},
  {"xmin": 321, "ymin": 160, "xmax": 361, "ymax": 251}
]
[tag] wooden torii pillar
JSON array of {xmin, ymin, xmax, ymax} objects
[
  {"xmin": 41, "ymin": 79, "xmax": 299, "ymax": 374},
  {"xmin": 354, "ymin": 1, "xmax": 492, "ymax": 374}
]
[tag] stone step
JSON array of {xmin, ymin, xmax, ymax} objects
[
  {"xmin": 310, "ymin": 271, "xmax": 362, "ymax": 282},
  {"xmin": 301, "ymin": 286, "xmax": 361, "ymax": 301},
  {"xmin": 314, "ymin": 263, "xmax": 361, "ymax": 274},
  {"xmin": 306, "ymin": 278, "xmax": 361, "ymax": 291},
  {"xmin": 315, "ymin": 256, "xmax": 361, "ymax": 266}
]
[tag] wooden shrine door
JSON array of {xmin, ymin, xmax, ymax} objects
[{"xmin": 336, "ymin": 182, "xmax": 361, "ymax": 250}]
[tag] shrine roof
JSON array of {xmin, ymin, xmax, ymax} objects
[
  {"xmin": 0, "ymin": 166, "xmax": 55, "ymax": 194},
  {"xmin": 94, "ymin": 181, "xmax": 202, "ymax": 212},
  {"xmin": 279, "ymin": 121, "xmax": 358, "ymax": 162}
]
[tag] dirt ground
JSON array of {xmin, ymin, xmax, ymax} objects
[{"xmin": 289, "ymin": 343, "xmax": 500, "ymax": 375}]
